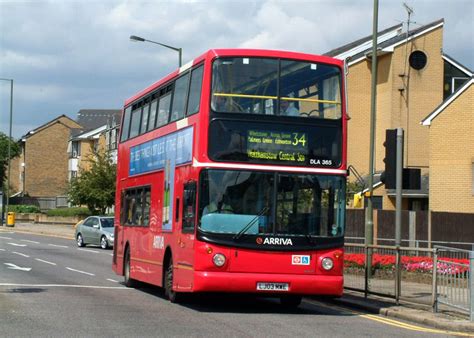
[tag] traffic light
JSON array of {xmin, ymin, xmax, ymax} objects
[{"xmin": 381, "ymin": 129, "xmax": 397, "ymax": 189}]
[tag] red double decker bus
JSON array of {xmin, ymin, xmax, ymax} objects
[{"xmin": 113, "ymin": 49, "xmax": 347, "ymax": 306}]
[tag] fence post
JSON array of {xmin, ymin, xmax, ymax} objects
[
  {"xmin": 432, "ymin": 247, "xmax": 438, "ymax": 313},
  {"xmin": 470, "ymin": 248, "xmax": 474, "ymax": 321},
  {"xmin": 365, "ymin": 245, "xmax": 369, "ymax": 298},
  {"xmin": 428, "ymin": 210, "xmax": 432, "ymax": 249},
  {"xmin": 409, "ymin": 211, "xmax": 416, "ymax": 249},
  {"xmin": 396, "ymin": 246, "xmax": 401, "ymax": 305}
]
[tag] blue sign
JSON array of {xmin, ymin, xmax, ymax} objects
[{"xmin": 129, "ymin": 127, "xmax": 193, "ymax": 176}]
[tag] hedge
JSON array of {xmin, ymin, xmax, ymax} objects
[{"xmin": 46, "ymin": 207, "xmax": 91, "ymax": 217}]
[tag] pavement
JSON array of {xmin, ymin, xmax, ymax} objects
[{"xmin": 2, "ymin": 221, "xmax": 474, "ymax": 334}]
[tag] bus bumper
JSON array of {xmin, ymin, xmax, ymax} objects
[{"xmin": 193, "ymin": 271, "xmax": 343, "ymax": 296}]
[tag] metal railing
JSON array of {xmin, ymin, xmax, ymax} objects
[
  {"xmin": 346, "ymin": 236, "xmax": 474, "ymax": 250},
  {"xmin": 434, "ymin": 246, "xmax": 473, "ymax": 320},
  {"xmin": 344, "ymin": 243, "xmax": 474, "ymax": 320}
]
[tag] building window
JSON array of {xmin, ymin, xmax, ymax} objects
[
  {"xmin": 111, "ymin": 128, "xmax": 117, "ymax": 150},
  {"xmin": 443, "ymin": 60, "xmax": 470, "ymax": 100},
  {"xmin": 71, "ymin": 141, "xmax": 80, "ymax": 158}
]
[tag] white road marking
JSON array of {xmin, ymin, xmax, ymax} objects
[
  {"xmin": 77, "ymin": 248, "xmax": 99, "ymax": 253},
  {"xmin": 0, "ymin": 236, "xmax": 13, "ymax": 240},
  {"xmin": 48, "ymin": 244, "xmax": 68, "ymax": 248},
  {"xmin": 66, "ymin": 267, "xmax": 95, "ymax": 276},
  {"xmin": 35, "ymin": 258, "xmax": 57, "ymax": 266},
  {"xmin": 106, "ymin": 278, "xmax": 119, "ymax": 283},
  {"xmin": 4, "ymin": 263, "xmax": 32, "ymax": 271},
  {"xmin": 0, "ymin": 283, "xmax": 129, "ymax": 289},
  {"xmin": 12, "ymin": 251, "xmax": 30, "ymax": 258},
  {"xmin": 8, "ymin": 242, "xmax": 27, "ymax": 247},
  {"xmin": 0, "ymin": 248, "xmax": 5, "ymax": 251},
  {"xmin": 21, "ymin": 239, "xmax": 40, "ymax": 244}
]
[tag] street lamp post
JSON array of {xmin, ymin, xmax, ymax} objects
[
  {"xmin": 0, "ymin": 78, "xmax": 13, "ymax": 223},
  {"xmin": 130, "ymin": 35, "xmax": 182, "ymax": 68}
]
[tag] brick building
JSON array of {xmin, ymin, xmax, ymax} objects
[
  {"xmin": 422, "ymin": 78, "xmax": 474, "ymax": 213},
  {"xmin": 326, "ymin": 19, "xmax": 472, "ymax": 211},
  {"xmin": 12, "ymin": 115, "xmax": 82, "ymax": 202},
  {"xmin": 10, "ymin": 110, "xmax": 121, "ymax": 209}
]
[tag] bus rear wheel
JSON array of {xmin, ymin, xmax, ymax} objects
[
  {"xmin": 165, "ymin": 258, "xmax": 182, "ymax": 303},
  {"xmin": 280, "ymin": 295, "xmax": 302, "ymax": 308},
  {"xmin": 124, "ymin": 249, "xmax": 136, "ymax": 288}
]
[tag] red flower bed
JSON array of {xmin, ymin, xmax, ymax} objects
[{"xmin": 344, "ymin": 253, "xmax": 469, "ymax": 275}]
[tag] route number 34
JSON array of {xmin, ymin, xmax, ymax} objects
[{"xmin": 292, "ymin": 133, "xmax": 306, "ymax": 147}]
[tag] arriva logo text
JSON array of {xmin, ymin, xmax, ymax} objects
[{"xmin": 260, "ymin": 237, "xmax": 293, "ymax": 246}]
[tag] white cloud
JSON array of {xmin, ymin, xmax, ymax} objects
[
  {"xmin": 1, "ymin": 50, "xmax": 58, "ymax": 71},
  {"xmin": 14, "ymin": 83, "xmax": 68, "ymax": 103},
  {"xmin": 239, "ymin": 2, "xmax": 328, "ymax": 53}
]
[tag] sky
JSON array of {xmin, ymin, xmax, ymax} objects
[{"xmin": 0, "ymin": 0, "xmax": 473, "ymax": 139}]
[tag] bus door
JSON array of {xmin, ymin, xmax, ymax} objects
[{"xmin": 175, "ymin": 181, "xmax": 197, "ymax": 290}]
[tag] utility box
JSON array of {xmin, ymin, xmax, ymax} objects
[{"xmin": 7, "ymin": 212, "xmax": 15, "ymax": 227}]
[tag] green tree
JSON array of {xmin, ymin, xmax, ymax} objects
[
  {"xmin": 0, "ymin": 132, "xmax": 20, "ymax": 189},
  {"xmin": 68, "ymin": 149, "xmax": 116, "ymax": 214}
]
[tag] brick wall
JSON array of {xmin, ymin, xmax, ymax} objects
[
  {"xmin": 24, "ymin": 117, "xmax": 82, "ymax": 197},
  {"xmin": 347, "ymin": 27, "xmax": 444, "ymax": 179},
  {"xmin": 429, "ymin": 85, "xmax": 474, "ymax": 212}
]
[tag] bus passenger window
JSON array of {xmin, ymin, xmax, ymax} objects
[
  {"xmin": 182, "ymin": 182, "xmax": 197, "ymax": 233},
  {"xmin": 143, "ymin": 188, "xmax": 151, "ymax": 226},
  {"xmin": 129, "ymin": 106, "xmax": 142, "ymax": 139},
  {"xmin": 147, "ymin": 99, "xmax": 158, "ymax": 132},
  {"xmin": 126, "ymin": 194, "xmax": 136, "ymax": 225},
  {"xmin": 141, "ymin": 102, "xmax": 150, "ymax": 134},
  {"xmin": 135, "ymin": 190, "xmax": 144, "ymax": 225},
  {"xmin": 120, "ymin": 106, "xmax": 132, "ymax": 142},
  {"xmin": 187, "ymin": 65, "xmax": 204, "ymax": 116},
  {"xmin": 157, "ymin": 93, "xmax": 171, "ymax": 127},
  {"xmin": 170, "ymin": 73, "xmax": 190, "ymax": 122}
]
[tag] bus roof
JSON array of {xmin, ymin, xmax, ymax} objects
[{"xmin": 124, "ymin": 48, "xmax": 343, "ymax": 107}]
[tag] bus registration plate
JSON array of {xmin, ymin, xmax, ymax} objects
[{"xmin": 256, "ymin": 282, "xmax": 289, "ymax": 291}]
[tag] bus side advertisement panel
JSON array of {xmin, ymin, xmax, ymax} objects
[{"xmin": 129, "ymin": 126, "xmax": 194, "ymax": 231}]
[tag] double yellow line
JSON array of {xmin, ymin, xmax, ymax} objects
[{"xmin": 305, "ymin": 299, "xmax": 472, "ymax": 336}]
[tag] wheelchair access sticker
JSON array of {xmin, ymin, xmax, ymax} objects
[{"xmin": 292, "ymin": 255, "xmax": 310, "ymax": 265}]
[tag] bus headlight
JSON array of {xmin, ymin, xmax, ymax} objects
[
  {"xmin": 213, "ymin": 253, "xmax": 226, "ymax": 267},
  {"xmin": 321, "ymin": 257, "xmax": 334, "ymax": 271}
]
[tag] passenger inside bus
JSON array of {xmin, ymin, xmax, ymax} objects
[{"xmin": 280, "ymin": 100, "xmax": 299, "ymax": 116}]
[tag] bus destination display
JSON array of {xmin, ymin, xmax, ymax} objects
[{"xmin": 247, "ymin": 130, "xmax": 308, "ymax": 163}]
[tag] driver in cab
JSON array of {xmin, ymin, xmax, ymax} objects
[{"xmin": 203, "ymin": 190, "xmax": 233, "ymax": 215}]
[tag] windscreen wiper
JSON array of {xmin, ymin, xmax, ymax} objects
[{"xmin": 233, "ymin": 206, "xmax": 269, "ymax": 241}]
